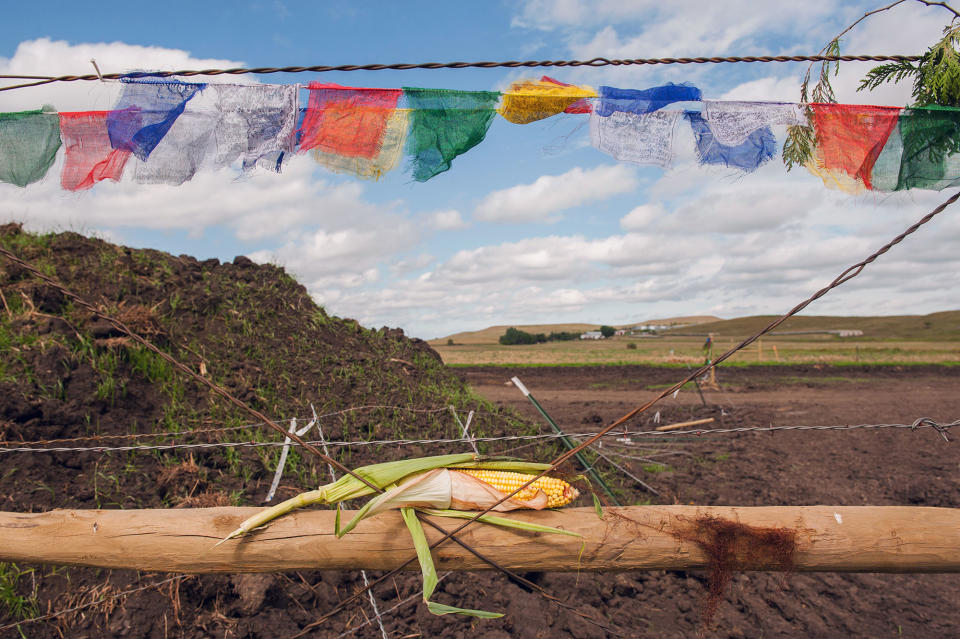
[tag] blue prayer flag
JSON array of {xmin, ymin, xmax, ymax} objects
[
  {"xmin": 685, "ymin": 111, "xmax": 775, "ymax": 172},
  {"xmin": 107, "ymin": 81, "xmax": 205, "ymax": 161},
  {"xmin": 596, "ymin": 83, "xmax": 701, "ymax": 116}
]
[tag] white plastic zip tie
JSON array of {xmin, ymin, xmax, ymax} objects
[{"xmin": 264, "ymin": 416, "xmax": 316, "ymax": 502}]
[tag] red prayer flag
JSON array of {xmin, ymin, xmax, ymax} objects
[
  {"xmin": 810, "ymin": 104, "xmax": 901, "ymax": 189},
  {"xmin": 299, "ymin": 83, "xmax": 403, "ymax": 159},
  {"xmin": 59, "ymin": 112, "xmax": 131, "ymax": 191}
]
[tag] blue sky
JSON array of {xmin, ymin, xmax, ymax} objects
[{"xmin": 2, "ymin": 1, "xmax": 958, "ymax": 338}]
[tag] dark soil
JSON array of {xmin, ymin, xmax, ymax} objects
[{"xmin": 2, "ymin": 224, "xmax": 959, "ymax": 638}]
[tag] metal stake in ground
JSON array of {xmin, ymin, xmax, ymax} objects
[{"xmin": 510, "ymin": 376, "xmax": 619, "ymax": 506}]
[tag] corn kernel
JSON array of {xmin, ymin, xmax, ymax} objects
[{"xmin": 453, "ymin": 469, "xmax": 578, "ymax": 508}]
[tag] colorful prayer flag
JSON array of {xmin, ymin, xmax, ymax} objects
[
  {"xmin": 299, "ymin": 83, "xmax": 403, "ymax": 159},
  {"xmin": 807, "ymin": 103, "xmax": 901, "ymax": 191},
  {"xmin": 404, "ymin": 88, "xmax": 500, "ymax": 182},
  {"xmin": 0, "ymin": 109, "xmax": 61, "ymax": 187},
  {"xmin": 685, "ymin": 111, "xmax": 775, "ymax": 172},
  {"xmin": 893, "ymin": 105, "xmax": 960, "ymax": 191},
  {"xmin": 590, "ymin": 109, "xmax": 681, "ymax": 167},
  {"xmin": 315, "ymin": 109, "xmax": 410, "ymax": 180},
  {"xmin": 59, "ymin": 111, "xmax": 131, "ymax": 191},
  {"xmin": 107, "ymin": 80, "xmax": 205, "ymax": 161},
  {"xmin": 498, "ymin": 77, "xmax": 597, "ymax": 124},
  {"xmin": 595, "ymin": 83, "xmax": 701, "ymax": 117}
]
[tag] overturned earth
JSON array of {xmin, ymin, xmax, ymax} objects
[{"xmin": 1, "ymin": 223, "xmax": 959, "ymax": 638}]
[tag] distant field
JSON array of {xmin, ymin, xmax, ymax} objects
[
  {"xmin": 434, "ymin": 335, "xmax": 960, "ymax": 366},
  {"xmin": 662, "ymin": 311, "xmax": 960, "ymax": 341},
  {"xmin": 437, "ymin": 323, "xmax": 601, "ymax": 345}
]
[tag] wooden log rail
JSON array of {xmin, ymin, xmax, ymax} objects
[{"xmin": 2, "ymin": 506, "xmax": 959, "ymax": 573}]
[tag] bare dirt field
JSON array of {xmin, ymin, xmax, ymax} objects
[{"xmin": 450, "ymin": 364, "xmax": 960, "ymax": 638}]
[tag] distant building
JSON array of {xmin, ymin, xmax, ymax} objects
[
  {"xmin": 834, "ymin": 329, "xmax": 864, "ymax": 337},
  {"xmin": 614, "ymin": 329, "xmax": 627, "ymax": 336},
  {"xmin": 580, "ymin": 331, "xmax": 604, "ymax": 340},
  {"xmin": 633, "ymin": 324, "xmax": 675, "ymax": 333}
]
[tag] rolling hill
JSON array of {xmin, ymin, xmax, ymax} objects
[{"xmin": 661, "ymin": 311, "xmax": 960, "ymax": 340}]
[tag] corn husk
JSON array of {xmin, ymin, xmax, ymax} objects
[
  {"xmin": 337, "ymin": 468, "xmax": 557, "ymax": 537},
  {"xmin": 214, "ymin": 452, "xmax": 584, "ymax": 619},
  {"xmin": 217, "ymin": 453, "xmax": 480, "ymax": 544}
]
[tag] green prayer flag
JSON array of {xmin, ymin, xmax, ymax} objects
[
  {"xmin": 895, "ymin": 105, "xmax": 960, "ymax": 191},
  {"xmin": 0, "ymin": 109, "xmax": 62, "ymax": 187},
  {"xmin": 403, "ymin": 88, "xmax": 500, "ymax": 182}
]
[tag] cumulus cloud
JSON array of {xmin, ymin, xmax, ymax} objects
[
  {"xmin": 0, "ymin": 157, "xmax": 394, "ymax": 242},
  {"xmin": 425, "ymin": 209, "xmax": 469, "ymax": 230},
  {"xmin": 620, "ymin": 203, "xmax": 667, "ymax": 230},
  {"xmin": 513, "ymin": 0, "xmax": 838, "ymax": 55},
  {"xmin": 474, "ymin": 165, "xmax": 638, "ymax": 223}
]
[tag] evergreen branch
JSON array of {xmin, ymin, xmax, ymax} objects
[{"xmin": 858, "ymin": 61, "xmax": 919, "ymax": 92}]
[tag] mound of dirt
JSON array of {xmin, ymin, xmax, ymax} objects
[{"xmin": 0, "ymin": 224, "xmax": 565, "ymax": 637}]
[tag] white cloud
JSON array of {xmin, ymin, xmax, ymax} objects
[
  {"xmin": 474, "ymin": 165, "xmax": 637, "ymax": 223},
  {"xmin": 620, "ymin": 203, "xmax": 667, "ymax": 230},
  {"xmin": 720, "ymin": 77, "xmax": 802, "ymax": 102},
  {"xmin": 0, "ymin": 157, "xmax": 394, "ymax": 242},
  {"xmin": 514, "ymin": 0, "xmax": 838, "ymax": 55},
  {"xmin": 425, "ymin": 209, "xmax": 469, "ymax": 230}
]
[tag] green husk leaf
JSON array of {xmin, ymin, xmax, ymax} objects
[
  {"xmin": 573, "ymin": 474, "xmax": 605, "ymax": 518},
  {"xmin": 400, "ymin": 507, "xmax": 504, "ymax": 618},
  {"xmin": 420, "ymin": 508, "xmax": 583, "ymax": 538},
  {"xmin": 426, "ymin": 602, "xmax": 505, "ymax": 618},
  {"xmin": 326, "ymin": 453, "xmax": 479, "ymax": 504}
]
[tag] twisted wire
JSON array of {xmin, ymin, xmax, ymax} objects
[
  {"xmin": 0, "ymin": 53, "xmax": 923, "ymax": 92},
  {"xmin": 0, "ymin": 406, "xmax": 456, "ymax": 447},
  {"xmin": 1, "ymin": 420, "xmax": 953, "ymax": 454}
]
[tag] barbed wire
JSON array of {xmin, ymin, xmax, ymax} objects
[
  {"xmin": 1, "ymin": 419, "xmax": 953, "ymax": 454},
  {"xmin": 0, "ymin": 405, "xmax": 459, "ymax": 447},
  {"xmin": 0, "ymin": 53, "xmax": 924, "ymax": 92}
]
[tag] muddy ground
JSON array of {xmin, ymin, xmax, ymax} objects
[
  {"xmin": 450, "ymin": 364, "xmax": 960, "ymax": 638},
  {"xmin": 4, "ymin": 363, "xmax": 958, "ymax": 638},
  {"xmin": 4, "ymin": 226, "xmax": 959, "ymax": 637}
]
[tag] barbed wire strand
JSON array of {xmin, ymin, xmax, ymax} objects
[
  {"xmin": 301, "ymin": 188, "xmax": 960, "ymax": 632},
  {"xmin": 1, "ymin": 419, "xmax": 953, "ymax": 454},
  {"xmin": 0, "ymin": 406, "xmax": 459, "ymax": 447},
  {"xmin": 0, "ymin": 53, "xmax": 924, "ymax": 92}
]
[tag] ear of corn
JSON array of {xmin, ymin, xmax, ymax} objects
[
  {"xmin": 452, "ymin": 469, "xmax": 578, "ymax": 509},
  {"xmin": 214, "ymin": 453, "xmax": 583, "ymax": 620},
  {"xmin": 217, "ymin": 453, "xmax": 479, "ymax": 544}
]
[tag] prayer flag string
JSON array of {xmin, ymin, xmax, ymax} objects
[{"xmin": 1, "ymin": 79, "xmax": 959, "ymax": 193}]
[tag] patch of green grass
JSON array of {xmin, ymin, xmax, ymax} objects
[
  {"xmin": 644, "ymin": 381, "xmax": 702, "ymax": 391},
  {"xmin": 0, "ymin": 563, "xmax": 39, "ymax": 627},
  {"xmin": 642, "ymin": 463, "xmax": 669, "ymax": 474}
]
